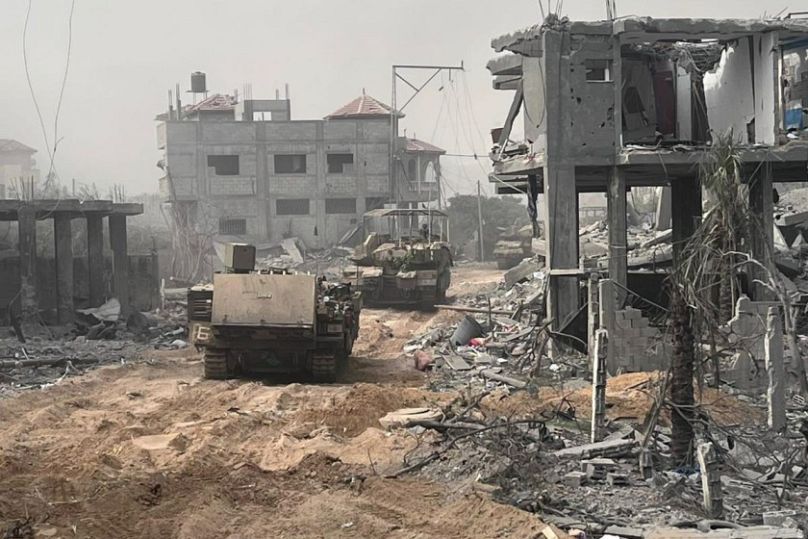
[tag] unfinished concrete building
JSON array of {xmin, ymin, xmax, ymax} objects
[
  {"xmin": 0, "ymin": 140, "xmax": 38, "ymax": 200},
  {"xmin": 488, "ymin": 16, "xmax": 808, "ymax": 336},
  {"xmin": 156, "ymin": 77, "xmax": 443, "ymax": 252}
]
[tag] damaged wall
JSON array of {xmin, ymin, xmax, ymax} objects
[
  {"xmin": 704, "ymin": 38, "xmax": 756, "ymax": 141},
  {"xmin": 704, "ymin": 34, "xmax": 779, "ymax": 144}
]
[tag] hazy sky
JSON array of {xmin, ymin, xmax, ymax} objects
[{"xmin": 0, "ymin": 0, "xmax": 786, "ymax": 196}]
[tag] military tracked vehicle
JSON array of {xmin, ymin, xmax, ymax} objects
[
  {"xmin": 347, "ymin": 208, "xmax": 452, "ymax": 308},
  {"xmin": 188, "ymin": 243, "xmax": 361, "ymax": 382}
]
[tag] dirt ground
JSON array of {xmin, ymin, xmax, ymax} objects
[{"xmin": 0, "ymin": 263, "xmax": 552, "ymax": 539}]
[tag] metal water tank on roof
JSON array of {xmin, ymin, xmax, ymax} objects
[{"xmin": 191, "ymin": 71, "xmax": 207, "ymax": 93}]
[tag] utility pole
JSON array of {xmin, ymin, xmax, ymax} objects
[
  {"xmin": 477, "ymin": 180, "xmax": 485, "ymax": 262},
  {"xmin": 390, "ymin": 62, "xmax": 464, "ymax": 207}
]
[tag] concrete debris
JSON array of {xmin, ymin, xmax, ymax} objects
[{"xmin": 379, "ymin": 407, "xmax": 443, "ymax": 430}]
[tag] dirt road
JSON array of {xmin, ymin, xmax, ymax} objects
[{"xmin": 0, "ymin": 264, "xmax": 547, "ymax": 538}]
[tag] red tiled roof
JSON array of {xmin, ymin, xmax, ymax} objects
[
  {"xmin": 187, "ymin": 93, "xmax": 237, "ymax": 112},
  {"xmin": 0, "ymin": 139, "xmax": 36, "ymax": 154},
  {"xmin": 326, "ymin": 94, "xmax": 401, "ymax": 119},
  {"xmin": 405, "ymin": 137, "xmax": 445, "ymax": 154}
]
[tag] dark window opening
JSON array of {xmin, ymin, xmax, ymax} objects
[
  {"xmin": 327, "ymin": 153, "xmax": 354, "ymax": 174},
  {"xmin": 365, "ymin": 197, "xmax": 387, "ymax": 211},
  {"xmin": 585, "ymin": 59, "xmax": 612, "ymax": 82},
  {"xmin": 276, "ymin": 198, "xmax": 310, "ymax": 215},
  {"xmin": 274, "ymin": 154, "xmax": 307, "ymax": 174},
  {"xmin": 219, "ymin": 218, "xmax": 247, "ymax": 235},
  {"xmin": 325, "ymin": 198, "xmax": 357, "ymax": 214},
  {"xmin": 207, "ymin": 155, "xmax": 239, "ymax": 175},
  {"xmin": 407, "ymin": 159, "xmax": 417, "ymax": 181}
]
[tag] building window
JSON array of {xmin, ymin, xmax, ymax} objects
[
  {"xmin": 327, "ymin": 153, "xmax": 354, "ymax": 174},
  {"xmin": 274, "ymin": 154, "xmax": 307, "ymax": 174},
  {"xmin": 407, "ymin": 159, "xmax": 417, "ymax": 181},
  {"xmin": 585, "ymin": 59, "xmax": 612, "ymax": 82},
  {"xmin": 207, "ymin": 155, "xmax": 239, "ymax": 175},
  {"xmin": 276, "ymin": 199, "xmax": 310, "ymax": 215},
  {"xmin": 365, "ymin": 197, "xmax": 387, "ymax": 211},
  {"xmin": 219, "ymin": 218, "xmax": 247, "ymax": 235},
  {"xmin": 325, "ymin": 198, "xmax": 357, "ymax": 214}
]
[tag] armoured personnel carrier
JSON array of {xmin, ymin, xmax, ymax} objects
[{"xmin": 188, "ymin": 243, "xmax": 361, "ymax": 382}]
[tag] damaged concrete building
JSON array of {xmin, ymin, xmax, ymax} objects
[
  {"xmin": 156, "ymin": 76, "xmax": 444, "ymax": 251},
  {"xmin": 488, "ymin": 16, "xmax": 808, "ymax": 340}
]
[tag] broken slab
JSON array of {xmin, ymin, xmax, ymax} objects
[{"xmin": 503, "ymin": 258, "xmax": 538, "ymax": 288}]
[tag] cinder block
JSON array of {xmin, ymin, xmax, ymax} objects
[
  {"xmin": 564, "ymin": 471, "xmax": 588, "ymax": 487},
  {"xmin": 623, "ymin": 308, "xmax": 642, "ymax": 320},
  {"xmin": 606, "ymin": 472, "xmax": 630, "ymax": 486},
  {"xmin": 639, "ymin": 327, "xmax": 658, "ymax": 338},
  {"xmin": 615, "ymin": 318, "xmax": 632, "ymax": 331},
  {"xmin": 631, "ymin": 318, "xmax": 649, "ymax": 329}
]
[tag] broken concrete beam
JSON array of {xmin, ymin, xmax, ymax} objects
[
  {"xmin": 776, "ymin": 210, "xmax": 808, "ymax": 227},
  {"xmin": 480, "ymin": 369, "xmax": 527, "ymax": 389},
  {"xmin": 645, "ymin": 526, "xmax": 804, "ymax": 539},
  {"xmin": 553, "ymin": 438, "xmax": 636, "ymax": 459},
  {"xmin": 503, "ymin": 258, "xmax": 537, "ymax": 288},
  {"xmin": 378, "ymin": 408, "xmax": 443, "ymax": 430}
]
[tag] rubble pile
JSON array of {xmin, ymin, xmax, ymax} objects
[
  {"xmin": 385, "ymin": 261, "xmax": 808, "ymax": 539},
  {"xmin": 256, "ymin": 236, "xmax": 355, "ymax": 279},
  {"xmin": 0, "ymin": 299, "xmax": 189, "ymax": 397}
]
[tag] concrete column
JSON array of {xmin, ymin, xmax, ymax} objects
[
  {"xmin": 86, "ymin": 214, "xmax": 104, "ymax": 307},
  {"xmin": 18, "ymin": 205, "xmax": 37, "ymax": 319},
  {"xmin": 543, "ymin": 163, "xmax": 579, "ymax": 333},
  {"xmin": 671, "ymin": 176, "xmax": 702, "ymax": 263},
  {"xmin": 587, "ymin": 273, "xmax": 600, "ymax": 365},
  {"xmin": 749, "ymin": 164, "xmax": 774, "ymax": 300},
  {"xmin": 542, "ymin": 28, "xmax": 579, "ymax": 342},
  {"xmin": 54, "ymin": 214, "xmax": 74, "ymax": 324},
  {"xmin": 108, "ymin": 214, "xmax": 130, "ymax": 317},
  {"xmin": 590, "ymin": 329, "xmax": 608, "ymax": 443},
  {"xmin": 765, "ymin": 306, "xmax": 786, "ymax": 431},
  {"xmin": 696, "ymin": 442, "xmax": 724, "ymax": 518},
  {"xmin": 607, "ymin": 167, "xmax": 628, "ymax": 307},
  {"xmin": 599, "ymin": 278, "xmax": 617, "ymax": 374}
]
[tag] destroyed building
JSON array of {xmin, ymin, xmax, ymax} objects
[
  {"xmin": 156, "ymin": 74, "xmax": 444, "ymax": 250},
  {"xmin": 487, "ymin": 16, "xmax": 808, "ymax": 338}
]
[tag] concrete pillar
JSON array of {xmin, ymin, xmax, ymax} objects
[
  {"xmin": 599, "ymin": 278, "xmax": 617, "ymax": 374},
  {"xmin": 18, "ymin": 205, "xmax": 37, "ymax": 319},
  {"xmin": 542, "ymin": 28, "xmax": 579, "ymax": 343},
  {"xmin": 544, "ymin": 163, "xmax": 579, "ymax": 334},
  {"xmin": 591, "ymin": 329, "xmax": 608, "ymax": 443},
  {"xmin": 671, "ymin": 176, "xmax": 702, "ymax": 263},
  {"xmin": 607, "ymin": 167, "xmax": 628, "ymax": 307},
  {"xmin": 54, "ymin": 214, "xmax": 74, "ymax": 324},
  {"xmin": 108, "ymin": 214, "xmax": 130, "ymax": 316},
  {"xmin": 587, "ymin": 273, "xmax": 600, "ymax": 365},
  {"xmin": 765, "ymin": 306, "xmax": 786, "ymax": 431},
  {"xmin": 86, "ymin": 214, "xmax": 104, "ymax": 307},
  {"xmin": 749, "ymin": 164, "xmax": 774, "ymax": 300},
  {"xmin": 655, "ymin": 186, "xmax": 672, "ymax": 230},
  {"xmin": 696, "ymin": 442, "xmax": 724, "ymax": 519}
]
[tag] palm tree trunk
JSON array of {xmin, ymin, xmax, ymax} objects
[{"xmin": 670, "ymin": 287, "xmax": 695, "ymax": 465}]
